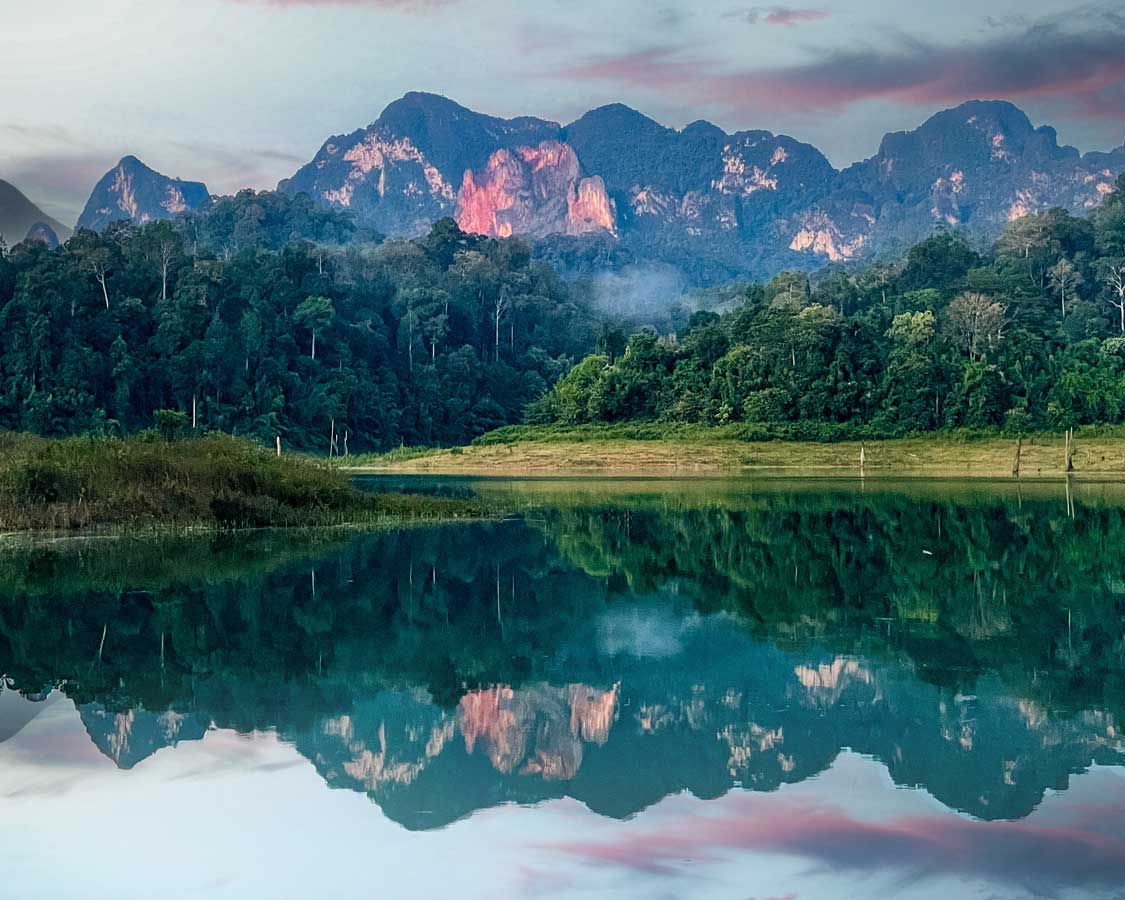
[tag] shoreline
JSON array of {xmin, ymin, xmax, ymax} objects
[{"xmin": 348, "ymin": 434, "xmax": 1125, "ymax": 478}]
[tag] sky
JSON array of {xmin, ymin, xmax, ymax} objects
[{"xmin": 2, "ymin": 0, "xmax": 1124, "ymax": 224}]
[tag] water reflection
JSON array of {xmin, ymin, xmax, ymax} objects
[{"xmin": 1, "ymin": 482, "xmax": 1124, "ymax": 896}]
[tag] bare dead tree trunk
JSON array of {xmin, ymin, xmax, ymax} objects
[
  {"xmin": 1106, "ymin": 267, "xmax": 1125, "ymax": 334},
  {"xmin": 160, "ymin": 242, "xmax": 173, "ymax": 301}
]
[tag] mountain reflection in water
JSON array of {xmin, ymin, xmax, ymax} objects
[{"xmin": 2, "ymin": 480, "xmax": 1125, "ymax": 897}]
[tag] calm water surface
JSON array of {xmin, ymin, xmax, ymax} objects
[{"xmin": 2, "ymin": 478, "xmax": 1124, "ymax": 899}]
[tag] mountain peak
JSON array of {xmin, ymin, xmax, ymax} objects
[
  {"xmin": 282, "ymin": 94, "xmax": 561, "ymax": 234},
  {"xmin": 379, "ymin": 91, "xmax": 472, "ymax": 123},
  {"xmin": 566, "ymin": 103, "xmax": 668, "ymax": 136},
  {"xmin": 24, "ymin": 222, "xmax": 61, "ymax": 249},
  {"xmin": 77, "ymin": 158, "xmax": 209, "ymax": 232}
]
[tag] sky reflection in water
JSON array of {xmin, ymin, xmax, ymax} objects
[{"xmin": 1, "ymin": 478, "xmax": 1124, "ymax": 899}]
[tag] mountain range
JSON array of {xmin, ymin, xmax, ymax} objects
[
  {"xmin": 5, "ymin": 93, "xmax": 1123, "ymax": 283},
  {"xmin": 279, "ymin": 93, "xmax": 1124, "ymax": 282},
  {"xmin": 5, "ymin": 636, "xmax": 1118, "ymax": 830}
]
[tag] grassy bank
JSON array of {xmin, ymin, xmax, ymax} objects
[
  {"xmin": 0, "ymin": 432, "xmax": 489, "ymax": 533},
  {"xmin": 350, "ymin": 424, "xmax": 1125, "ymax": 477}
]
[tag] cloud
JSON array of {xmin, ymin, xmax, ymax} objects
[
  {"xmin": 732, "ymin": 6, "xmax": 831, "ymax": 26},
  {"xmin": 539, "ymin": 793, "xmax": 1125, "ymax": 894},
  {"xmin": 553, "ymin": 19, "xmax": 1125, "ymax": 119}
]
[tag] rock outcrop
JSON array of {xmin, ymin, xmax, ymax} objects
[
  {"xmin": 281, "ymin": 92, "xmax": 560, "ymax": 237},
  {"xmin": 77, "ymin": 156, "xmax": 209, "ymax": 232},
  {"xmin": 456, "ymin": 141, "xmax": 616, "ymax": 239}
]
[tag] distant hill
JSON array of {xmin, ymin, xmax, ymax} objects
[
  {"xmin": 0, "ymin": 180, "xmax": 71, "ymax": 247},
  {"xmin": 281, "ymin": 93, "xmax": 1125, "ymax": 283},
  {"xmin": 77, "ymin": 156, "xmax": 209, "ymax": 232},
  {"xmin": 24, "ymin": 221, "xmax": 60, "ymax": 248}
]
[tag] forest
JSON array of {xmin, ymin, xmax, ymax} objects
[
  {"xmin": 535, "ymin": 175, "xmax": 1125, "ymax": 434},
  {"xmin": 1, "ymin": 176, "xmax": 1125, "ymax": 449},
  {"xmin": 0, "ymin": 192, "xmax": 593, "ymax": 451}
]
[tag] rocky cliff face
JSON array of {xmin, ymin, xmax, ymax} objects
[
  {"xmin": 77, "ymin": 156, "xmax": 209, "ymax": 232},
  {"xmin": 79, "ymin": 703, "xmax": 208, "ymax": 769},
  {"xmin": 281, "ymin": 92, "xmax": 561, "ymax": 237},
  {"xmin": 800, "ymin": 100, "xmax": 1124, "ymax": 262},
  {"xmin": 456, "ymin": 141, "xmax": 616, "ymax": 239},
  {"xmin": 283, "ymin": 93, "xmax": 1125, "ymax": 283}
]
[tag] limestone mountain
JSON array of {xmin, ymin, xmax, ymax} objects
[
  {"xmin": 281, "ymin": 92, "xmax": 562, "ymax": 237},
  {"xmin": 0, "ymin": 180, "xmax": 70, "ymax": 247},
  {"xmin": 77, "ymin": 156, "xmax": 209, "ymax": 232},
  {"xmin": 283, "ymin": 93, "xmax": 1125, "ymax": 284},
  {"xmin": 802, "ymin": 100, "xmax": 1125, "ymax": 262}
]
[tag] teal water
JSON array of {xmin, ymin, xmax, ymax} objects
[{"xmin": 1, "ymin": 479, "xmax": 1123, "ymax": 899}]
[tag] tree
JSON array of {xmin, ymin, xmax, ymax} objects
[
  {"xmin": 882, "ymin": 311, "xmax": 943, "ymax": 429},
  {"xmin": 766, "ymin": 271, "xmax": 810, "ymax": 308},
  {"xmin": 294, "ymin": 296, "xmax": 334, "ymax": 360},
  {"xmin": 1048, "ymin": 258, "xmax": 1083, "ymax": 317},
  {"xmin": 943, "ymin": 292, "xmax": 1007, "ymax": 361},
  {"xmin": 1094, "ymin": 175, "xmax": 1125, "ymax": 257},
  {"xmin": 153, "ymin": 409, "xmax": 187, "ymax": 441},
  {"xmin": 551, "ymin": 355, "xmax": 608, "ymax": 424},
  {"xmin": 899, "ymin": 233, "xmax": 979, "ymax": 292},
  {"xmin": 594, "ymin": 324, "xmax": 627, "ymax": 364},
  {"xmin": 493, "ymin": 285, "xmax": 510, "ymax": 361},
  {"xmin": 1101, "ymin": 261, "xmax": 1125, "ymax": 334},
  {"xmin": 70, "ymin": 232, "xmax": 113, "ymax": 309},
  {"xmin": 135, "ymin": 221, "xmax": 182, "ymax": 302}
]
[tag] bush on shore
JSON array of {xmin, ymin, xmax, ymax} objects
[{"xmin": 0, "ymin": 432, "xmax": 485, "ymax": 531}]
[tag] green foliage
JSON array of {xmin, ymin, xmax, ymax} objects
[
  {"xmin": 0, "ymin": 432, "xmax": 490, "ymax": 531},
  {"xmin": 528, "ymin": 193, "xmax": 1125, "ymax": 436},
  {"xmin": 153, "ymin": 408, "xmax": 188, "ymax": 441},
  {"xmin": 8, "ymin": 180, "xmax": 1125, "ymax": 447},
  {"xmin": 0, "ymin": 214, "xmax": 594, "ymax": 451}
]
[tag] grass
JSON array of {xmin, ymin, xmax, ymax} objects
[
  {"xmin": 0, "ymin": 432, "xmax": 494, "ymax": 533},
  {"xmin": 349, "ymin": 423, "xmax": 1125, "ymax": 478}
]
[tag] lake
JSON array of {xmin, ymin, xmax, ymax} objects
[{"xmin": 1, "ymin": 477, "xmax": 1123, "ymax": 899}]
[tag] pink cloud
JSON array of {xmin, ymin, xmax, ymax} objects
[
  {"xmin": 554, "ymin": 21, "xmax": 1125, "ymax": 119},
  {"xmin": 740, "ymin": 6, "xmax": 831, "ymax": 26},
  {"xmin": 538, "ymin": 793, "xmax": 1125, "ymax": 893}
]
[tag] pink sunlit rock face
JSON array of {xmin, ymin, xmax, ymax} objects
[
  {"xmin": 459, "ymin": 682, "xmax": 619, "ymax": 781},
  {"xmin": 456, "ymin": 141, "xmax": 616, "ymax": 239}
]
